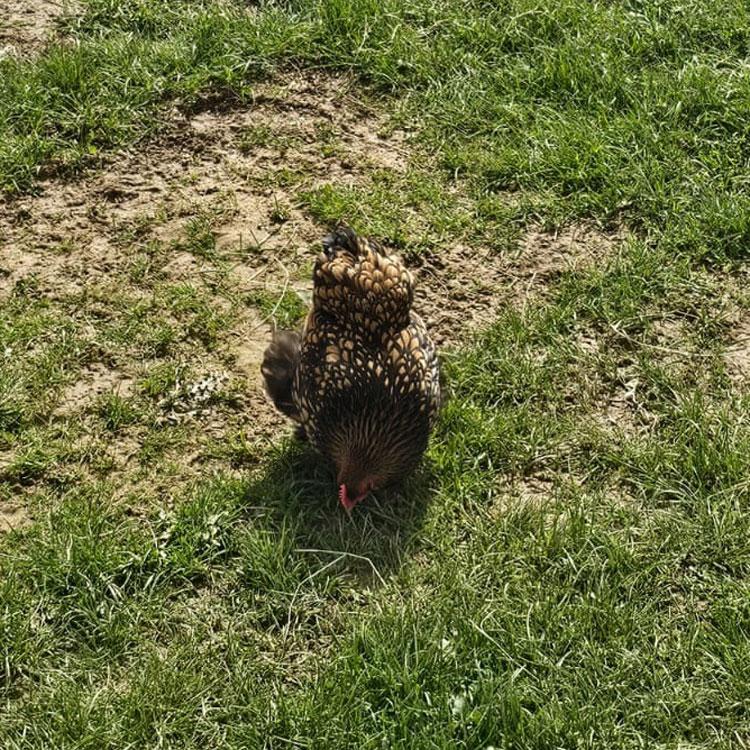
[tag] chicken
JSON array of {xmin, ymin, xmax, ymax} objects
[{"xmin": 261, "ymin": 226, "xmax": 441, "ymax": 511}]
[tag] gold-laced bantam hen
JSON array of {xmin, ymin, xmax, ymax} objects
[{"xmin": 261, "ymin": 226, "xmax": 441, "ymax": 511}]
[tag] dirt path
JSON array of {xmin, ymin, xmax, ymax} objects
[{"xmin": 0, "ymin": 0, "xmax": 78, "ymax": 56}]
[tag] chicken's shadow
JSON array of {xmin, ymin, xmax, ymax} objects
[{"xmin": 242, "ymin": 440, "xmax": 436, "ymax": 582}]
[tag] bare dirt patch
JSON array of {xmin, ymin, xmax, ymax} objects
[
  {"xmin": 0, "ymin": 0, "xmax": 78, "ymax": 56},
  {"xmin": 726, "ymin": 314, "xmax": 750, "ymax": 384},
  {"xmin": 515, "ymin": 224, "xmax": 622, "ymax": 291},
  {"xmin": 0, "ymin": 72, "xmax": 406, "ymax": 299},
  {"xmin": 0, "ymin": 498, "xmax": 30, "ymax": 533},
  {"xmin": 414, "ymin": 223, "xmax": 623, "ymax": 345},
  {"xmin": 55, "ymin": 363, "xmax": 134, "ymax": 417}
]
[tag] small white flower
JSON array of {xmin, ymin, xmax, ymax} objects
[
  {"xmin": 439, "ymin": 637, "xmax": 455, "ymax": 655},
  {"xmin": 449, "ymin": 693, "xmax": 467, "ymax": 717}
]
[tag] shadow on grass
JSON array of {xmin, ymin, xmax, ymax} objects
[{"xmin": 241, "ymin": 439, "xmax": 436, "ymax": 583}]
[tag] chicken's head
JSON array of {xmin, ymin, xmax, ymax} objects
[
  {"xmin": 337, "ymin": 478, "xmax": 376, "ymax": 512},
  {"xmin": 335, "ymin": 455, "xmax": 386, "ymax": 512},
  {"xmin": 327, "ymin": 400, "xmax": 430, "ymax": 513}
]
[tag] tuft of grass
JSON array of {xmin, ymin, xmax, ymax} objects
[
  {"xmin": 96, "ymin": 392, "xmax": 142, "ymax": 431},
  {"xmin": 138, "ymin": 360, "xmax": 185, "ymax": 400},
  {"xmin": 163, "ymin": 283, "xmax": 230, "ymax": 347},
  {"xmin": 247, "ymin": 288, "xmax": 307, "ymax": 329},
  {"xmin": 181, "ymin": 215, "xmax": 217, "ymax": 259},
  {"xmin": 238, "ymin": 123, "xmax": 302, "ymax": 156}
]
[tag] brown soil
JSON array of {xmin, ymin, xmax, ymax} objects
[
  {"xmin": 55, "ymin": 363, "xmax": 134, "ymax": 417},
  {"xmin": 726, "ymin": 314, "xmax": 750, "ymax": 384},
  {"xmin": 0, "ymin": 499, "xmax": 30, "ymax": 532},
  {"xmin": 414, "ymin": 223, "xmax": 622, "ymax": 345},
  {"xmin": 0, "ymin": 0, "xmax": 78, "ymax": 56},
  {"xmin": 0, "ymin": 73, "xmax": 408, "ymax": 299}
]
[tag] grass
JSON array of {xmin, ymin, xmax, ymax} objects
[
  {"xmin": 2, "ymin": 0, "xmax": 750, "ymax": 748},
  {"xmin": 301, "ymin": 167, "xmax": 476, "ymax": 251},
  {"xmin": 246, "ymin": 289, "xmax": 307, "ymax": 329}
]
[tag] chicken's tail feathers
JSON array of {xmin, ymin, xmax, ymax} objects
[
  {"xmin": 261, "ymin": 329, "xmax": 301, "ymax": 420},
  {"xmin": 322, "ymin": 225, "xmax": 368, "ymax": 258}
]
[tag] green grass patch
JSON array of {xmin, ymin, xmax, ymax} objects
[
  {"xmin": 0, "ymin": 294, "xmax": 83, "ymax": 432},
  {"xmin": 247, "ymin": 288, "xmax": 307, "ymax": 329},
  {"xmin": 300, "ymin": 166, "xmax": 475, "ymax": 250}
]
